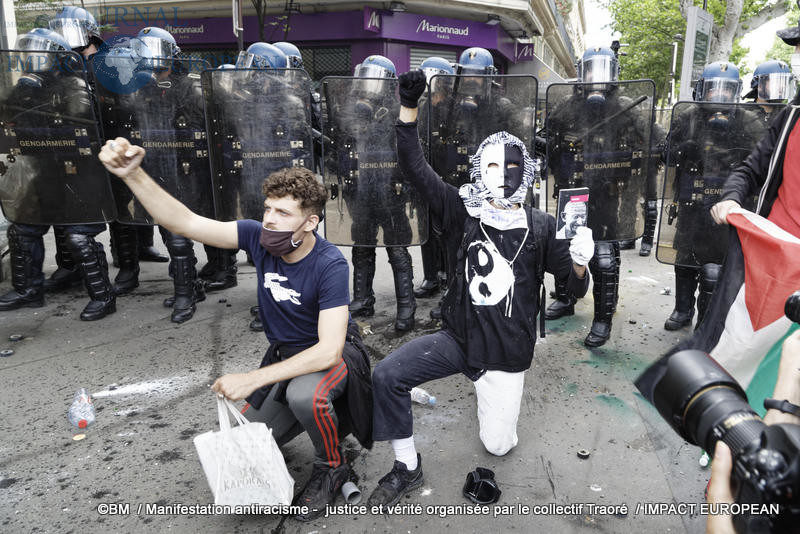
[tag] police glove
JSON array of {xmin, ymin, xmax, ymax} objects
[
  {"xmin": 569, "ymin": 227, "xmax": 594, "ymax": 266},
  {"xmin": 398, "ymin": 69, "xmax": 427, "ymax": 108}
]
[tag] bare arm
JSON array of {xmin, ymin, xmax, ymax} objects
[
  {"xmin": 98, "ymin": 137, "xmax": 238, "ymax": 249},
  {"xmin": 211, "ymin": 305, "xmax": 349, "ymax": 400},
  {"xmin": 764, "ymin": 330, "xmax": 800, "ymax": 426}
]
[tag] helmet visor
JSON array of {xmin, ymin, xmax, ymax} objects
[
  {"xmin": 427, "ymin": 71, "xmax": 454, "ymax": 93},
  {"xmin": 354, "ymin": 63, "xmax": 394, "ymax": 79},
  {"xmin": 580, "ymin": 55, "xmax": 617, "ymax": 84},
  {"xmin": 235, "ymin": 50, "xmax": 287, "ymax": 70},
  {"xmin": 758, "ymin": 72, "xmax": 795, "ymax": 102},
  {"xmin": 235, "ymin": 50, "xmax": 257, "ymax": 69},
  {"xmin": 133, "ymin": 36, "xmax": 178, "ymax": 69},
  {"xmin": 48, "ymin": 19, "xmax": 91, "ymax": 49},
  {"xmin": 700, "ymin": 78, "xmax": 740, "ymax": 103},
  {"xmin": 15, "ymin": 35, "xmax": 66, "ymax": 72}
]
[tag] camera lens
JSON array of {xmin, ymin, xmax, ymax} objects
[{"xmin": 649, "ymin": 350, "xmax": 764, "ymax": 455}]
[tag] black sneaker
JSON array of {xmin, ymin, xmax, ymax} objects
[
  {"xmin": 293, "ymin": 463, "xmax": 350, "ymax": 522},
  {"xmin": 367, "ymin": 454, "xmax": 424, "ymax": 508}
]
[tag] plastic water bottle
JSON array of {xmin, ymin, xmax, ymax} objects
[
  {"xmin": 67, "ymin": 388, "xmax": 96, "ymax": 429},
  {"xmin": 410, "ymin": 387, "xmax": 436, "ymax": 406}
]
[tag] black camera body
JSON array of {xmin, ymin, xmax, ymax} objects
[{"xmin": 637, "ymin": 286, "xmax": 800, "ymax": 534}]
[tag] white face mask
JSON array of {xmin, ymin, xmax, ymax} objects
[
  {"xmin": 479, "ymin": 143, "xmax": 505, "ymax": 199},
  {"xmin": 791, "ymin": 53, "xmax": 800, "ymax": 78}
]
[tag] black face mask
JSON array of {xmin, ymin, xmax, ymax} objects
[
  {"xmin": 259, "ymin": 218, "xmax": 308, "ymax": 257},
  {"xmin": 503, "ymin": 145, "xmax": 523, "ymax": 198}
]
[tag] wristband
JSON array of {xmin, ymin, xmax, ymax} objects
[{"xmin": 763, "ymin": 398, "xmax": 800, "ymax": 417}]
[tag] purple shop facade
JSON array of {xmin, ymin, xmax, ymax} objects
[{"xmin": 101, "ymin": 6, "xmax": 536, "ymax": 73}]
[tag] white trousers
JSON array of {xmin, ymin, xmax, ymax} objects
[{"xmin": 474, "ymin": 369, "xmax": 525, "ymax": 456}]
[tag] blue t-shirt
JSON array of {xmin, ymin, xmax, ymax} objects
[{"xmin": 238, "ymin": 219, "xmax": 351, "ymax": 345}]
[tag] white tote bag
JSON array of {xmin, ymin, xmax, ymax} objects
[{"xmin": 193, "ymin": 396, "xmax": 294, "ymax": 506}]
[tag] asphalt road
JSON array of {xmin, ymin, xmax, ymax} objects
[{"xmin": 0, "ymin": 231, "xmax": 715, "ymax": 534}]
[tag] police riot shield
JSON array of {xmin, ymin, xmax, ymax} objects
[
  {"xmin": 93, "ymin": 55, "xmax": 213, "ymax": 224},
  {"xmin": 426, "ymin": 74, "xmax": 538, "ymax": 190},
  {"xmin": 0, "ymin": 50, "xmax": 116, "ymax": 225},
  {"xmin": 545, "ymin": 80, "xmax": 656, "ymax": 241},
  {"xmin": 203, "ymin": 68, "xmax": 313, "ymax": 221},
  {"xmin": 320, "ymin": 76, "xmax": 427, "ymax": 247},
  {"xmin": 656, "ymin": 101, "xmax": 779, "ymax": 268}
]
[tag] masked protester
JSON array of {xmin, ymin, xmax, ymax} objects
[
  {"xmin": 99, "ymin": 138, "xmax": 373, "ymax": 522},
  {"xmin": 364, "ymin": 70, "xmax": 592, "ymax": 507}
]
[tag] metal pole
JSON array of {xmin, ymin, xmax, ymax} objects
[{"xmin": 669, "ymin": 40, "xmax": 679, "ymax": 105}]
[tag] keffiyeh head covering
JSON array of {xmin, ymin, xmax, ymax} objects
[{"xmin": 458, "ymin": 131, "xmax": 538, "ymax": 218}]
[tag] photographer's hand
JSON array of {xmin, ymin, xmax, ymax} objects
[{"xmin": 706, "ymin": 442, "xmax": 736, "ymax": 534}]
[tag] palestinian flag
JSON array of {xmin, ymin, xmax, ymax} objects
[{"xmin": 637, "ymin": 209, "xmax": 800, "ymax": 398}]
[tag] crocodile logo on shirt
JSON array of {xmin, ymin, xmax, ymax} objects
[{"xmin": 263, "ymin": 273, "xmax": 301, "ymax": 305}]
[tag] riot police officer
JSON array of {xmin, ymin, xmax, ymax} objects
[
  {"xmin": 110, "ymin": 27, "xmax": 208, "ymax": 323},
  {"xmin": 340, "ymin": 55, "xmax": 416, "ymax": 331},
  {"xmin": 52, "ymin": 8, "xmax": 120, "ymax": 320},
  {"xmin": 545, "ymin": 45, "xmax": 657, "ymax": 347},
  {"xmin": 744, "ymin": 59, "xmax": 795, "ymax": 119},
  {"xmin": 195, "ymin": 69, "xmax": 240, "ymax": 296},
  {"xmin": 0, "ymin": 22, "xmax": 117, "ymax": 320},
  {"xmin": 414, "ymin": 56, "xmax": 455, "ymax": 303},
  {"xmin": 663, "ymin": 61, "xmax": 752, "ymax": 331},
  {"xmin": 44, "ymin": 7, "xmax": 114, "ymax": 294},
  {"xmin": 238, "ymin": 43, "xmax": 308, "ymax": 331}
]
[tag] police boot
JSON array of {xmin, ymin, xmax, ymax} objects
[
  {"xmin": 203, "ymin": 248, "xmax": 238, "ymax": 292},
  {"xmin": 664, "ymin": 266, "xmax": 698, "ymax": 330},
  {"xmin": 0, "ymin": 226, "xmax": 45, "ymax": 310},
  {"xmin": 68, "ymin": 234, "xmax": 116, "ymax": 321},
  {"xmin": 544, "ymin": 276, "xmax": 576, "ymax": 320},
  {"xmin": 198, "ymin": 245, "xmax": 219, "ymax": 280},
  {"xmin": 414, "ymin": 238, "xmax": 440, "ymax": 298},
  {"xmin": 618, "ymin": 239, "xmax": 635, "ymax": 250},
  {"xmin": 137, "ymin": 226, "xmax": 168, "ymax": 262},
  {"xmin": 110, "ymin": 223, "xmax": 140, "ymax": 295},
  {"xmin": 639, "ymin": 200, "xmax": 658, "ymax": 257},
  {"xmin": 584, "ymin": 243, "xmax": 618, "ymax": 347},
  {"xmin": 43, "ymin": 227, "xmax": 81, "ymax": 292},
  {"xmin": 349, "ymin": 248, "xmax": 376, "ymax": 318},
  {"xmin": 388, "ymin": 247, "xmax": 416, "ymax": 332},
  {"xmin": 170, "ymin": 255, "xmax": 205, "ymax": 324},
  {"xmin": 695, "ymin": 263, "xmax": 720, "ymax": 330}
]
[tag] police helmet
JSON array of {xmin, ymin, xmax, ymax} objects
[
  {"xmin": 746, "ymin": 60, "xmax": 795, "ymax": 103},
  {"xmin": 235, "ymin": 42, "xmax": 288, "ymax": 69},
  {"xmin": 14, "ymin": 28, "xmax": 72, "ymax": 73},
  {"xmin": 694, "ymin": 61, "xmax": 742, "ymax": 103},
  {"xmin": 457, "ymin": 47, "xmax": 497, "ymax": 76},
  {"xmin": 576, "ymin": 46, "xmax": 619, "ymax": 84},
  {"xmin": 273, "ymin": 42, "xmax": 303, "ymax": 69},
  {"xmin": 49, "ymin": 6, "xmax": 101, "ymax": 50},
  {"xmin": 132, "ymin": 27, "xmax": 180, "ymax": 70},
  {"xmin": 354, "ymin": 55, "xmax": 396, "ymax": 78}
]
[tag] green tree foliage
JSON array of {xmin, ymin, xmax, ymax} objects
[
  {"xmin": 606, "ymin": 0, "xmax": 686, "ymax": 103},
  {"xmin": 607, "ymin": 0, "xmax": 792, "ymax": 104}
]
